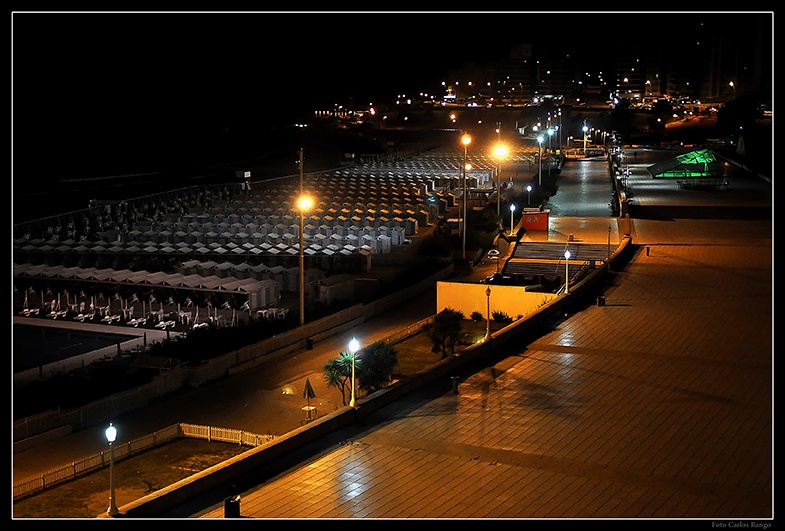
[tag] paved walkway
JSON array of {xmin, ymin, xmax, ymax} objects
[
  {"xmin": 188, "ymin": 213, "xmax": 772, "ymax": 520},
  {"xmin": 184, "ymin": 154, "xmax": 773, "ymax": 520},
  {"xmin": 14, "ymin": 148, "xmax": 773, "ymax": 521}
]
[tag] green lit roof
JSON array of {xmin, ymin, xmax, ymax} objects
[{"xmin": 647, "ymin": 149, "xmax": 723, "ymax": 179}]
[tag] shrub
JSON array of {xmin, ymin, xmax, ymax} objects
[{"xmin": 492, "ymin": 310, "xmax": 512, "ymax": 323}]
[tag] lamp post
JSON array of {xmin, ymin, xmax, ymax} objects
[
  {"xmin": 105, "ymin": 422, "xmax": 119, "ymax": 516},
  {"xmin": 493, "ymin": 144, "xmax": 508, "ymax": 217},
  {"xmin": 582, "ymin": 122, "xmax": 589, "ymax": 154},
  {"xmin": 297, "ymin": 194, "xmax": 314, "ymax": 326},
  {"xmin": 509, "ymin": 203, "xmax": 516, "ymax": 234},
  {"xmin": 461, "ymin": 133, "xmax": 471, "ymax": 260},
  {"xmin": 537, "ymin": 135, "xmax": 544, "ymax": 187},
  {"xmin": 526, "ymin": 184, "xmax": 532, "ymax": 206},
  {"xmin": 348, "ymin": 337, "xmax": 359, "ymax": 407},
  {"xmin": 729, "ymin": 81, "xmax": 735, "ymax": 100},
  {"xmin": 564, "ymin": 250, "xmax": 571, "ymax": 295},
  {"xmin": 484, "ymin": 285, "xmax": 491, "ymax": 340}
]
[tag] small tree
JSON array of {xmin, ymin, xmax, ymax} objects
[
  {"xmin": 426, "ymin": 308, "xmax": 464, "ymax": 358},
  {"xmin": 323, "ymin": 350, "xmax": 361, "ymax": 406},
  {"xmin": 357, "ymin": 340, "xmax": 398, "ymax": 394}
]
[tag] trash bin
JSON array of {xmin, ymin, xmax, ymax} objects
[
  {"xmin": 451, "ymin": 376, "xmax": 460, "ymax": 395},
  {"xmin": 306, "ymin": 338, "xmax": 314, "ymax": 350},
  {"xmin": 597, "ymin": 295, "xmax": 606, "ymax": 307},
  {"xmin": 224, "ymin": 495, "xmax": 241, "ymax": 518}
]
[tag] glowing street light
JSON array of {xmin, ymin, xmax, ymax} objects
[
  {"xmin": 564, "ymin": 249, "xmax": 571, "ymax": 295},
  {"xmin": 348, "ymin": 337, "xmax": 360, "ymax": 407},
  {"xmin": 729, "ymin": 81, "xmax": 736, "ymax": 100},
  {"xmin": 526, "ymin": 184, "xmax": 532, "ymax": 206},
  {"xmin": 582, "ymin": 122, "xmax": 589, "ymax": 154},
  {"xmin": 461, "ymin": 132, "xmax": 472, "ymax": 260},
  {"xmin": 537, "ymin": 135, "xmax": 544, "ymax": 187},
  {"xmin": 493, "ymin": 144, "xmax": 509, "ymax": 217},
  {"xmin": 509, "ymin": 203, "xmax": 516, "ymax": 235},
  {"xmin": 105, "ymin": 422, "xmax": 119, "ymax": 516},
  {"xmin": 297, "ymin": 194, "xmax": 314, "ymax": 326}
]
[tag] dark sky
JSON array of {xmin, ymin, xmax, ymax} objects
[
  {"xmin": 12, "ymin": 11, "xmax": 546, "ymax": 177},
  {"xmin": 11, "ymin": 10, "xmax": 772, "ymax": 179},
  {"xmin": 13, "ymin": 11, "xmax": 769, "ymax": 128},
  {"xmin": 13, "ymin": 12, "xmax": 538, "ymax": 126}
]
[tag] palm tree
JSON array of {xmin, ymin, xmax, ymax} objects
[
  {"xmin": 426, "ymin": 308, "xmax": 464, "ymax": 358},
  {"xmin": 323, "ymin": 351, "xmax": 360, "ymax": 406}
]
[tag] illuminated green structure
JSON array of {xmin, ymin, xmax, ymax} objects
[
  {"xmin": 647, "ymin": 149, "xmax": 723, "ymax": 179},
  {"xmin": 647, "ymin": 149, "xmax": 728, "ymax": 189}
]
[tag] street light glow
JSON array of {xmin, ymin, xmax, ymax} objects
[
  {"xmin": 509, "ymin": 203, "xmax": 516, "ymax": 234},
  {"xmin": 461, "ymin": 133, "xmax": 471, "ymax": 260},
  {"xmin": 537, "ymin": 135, "xmax": 544, "ymax": 187},
  {"xmin": 348, "ymin": 337, "xmax": 360, "ymax": 407},
  {"xmin": 297, "ymin": 193, "xmax": 315, "ymax": 326},
  {"xmin": 297, "ymin": 195, "xmax": 314, "ymax": 212},
  {"xmin": 105, "ymin": 423, "xmax": 119, "ymax": 516}
]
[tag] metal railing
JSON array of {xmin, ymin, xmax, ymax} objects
[{"xmin": 13, "ymin": 423, "xmax": 275, "ymax": 501}]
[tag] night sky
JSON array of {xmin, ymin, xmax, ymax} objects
[
  {"xmin": 13, "ymin": 12, "xmax": 536, "ymax": 131},
  {"xmin": 11, "ymin": 10, "xmax": 772, "ymax": 201}
]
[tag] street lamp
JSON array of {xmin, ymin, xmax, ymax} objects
[
  {"xmin": 582, "ymin": 122, "xmax": 589, "ymax": 154},
  {"xmin": 536, "ymin": 135, "xmax": 544, "ymax": 186},
  {"xmin": 526, "ymin": 184, "xmax": 532, "ymax": 206},
  {"xmin": 564, "ymin": 250, "xmax": 571, "ymax": 295},
  {"xmin": 348, "ymin": 337, "xmax": 360, "ymax": 407},
  {"xmin": 297, "ymin": 194, "xmax": 314, "ymax": 327},
  {"xmin": 509, "ymin": 203, "xmax": 516, "ymax": 234},
  {"xmin": 461, "ymin": 132, "xmax": 471, "ymax": 260},
  {"xmin": 484, "ymin": 286, "xmax": 491, "ymax": 340},
  {"xmin": 105, "ymin": 422, "xmax": 119, "ymax": 516},
  {"xmin": 492, "ymin": 144, "xmax": 509, "ymax": 217},
  {"xmin": 729, "ymin": 81, "xmax": 736, "ymax": 100}
]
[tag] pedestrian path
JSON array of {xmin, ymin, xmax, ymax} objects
[
  {"xmin": 193, "ymin": 224, "xmax": 771, "ymax": 519},
  {"xmin": 184, "ymin": 152, "xmax": 772, "ymax": 520},
  {"xmin": 13, "ymin": 148, "xmax": 772, "ymax": 521}
]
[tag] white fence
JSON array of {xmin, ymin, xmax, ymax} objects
[{"xmin": 13, "ymin": 423, "xmax": 275, "ymax": 501}]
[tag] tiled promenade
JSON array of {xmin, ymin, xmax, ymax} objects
[
  {"xmin": 13, "ymin": 146, "xmax": 772, "ymax": 522},
  {"xmin": 194, "ymin": 214, "xmax": 772, "ymax": 519}
]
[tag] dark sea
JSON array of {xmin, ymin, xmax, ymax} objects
[{"xmin": 12, "ymin": 119, "xmax": 311, "ymax": 225}]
